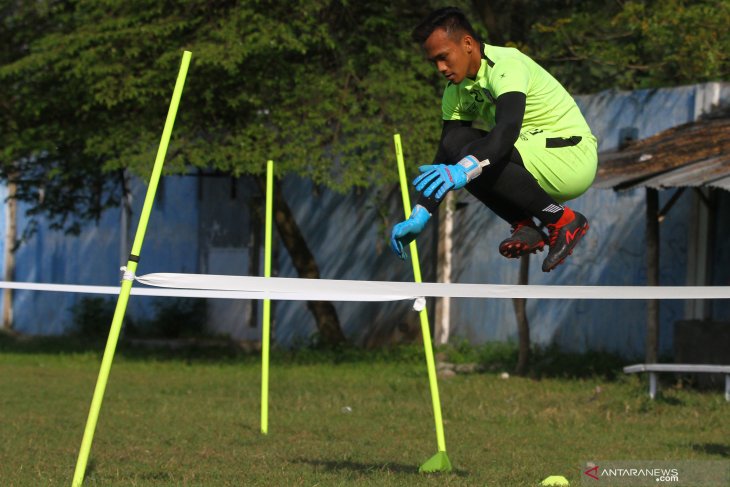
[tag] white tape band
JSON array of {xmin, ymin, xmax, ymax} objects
[
  {"xmin": 0, "ymin": 275, "xmax": 728, "ymax": 302},
  {"xmin": 133, "ymin": 273, "xmax": 730, "ymax": 301}
]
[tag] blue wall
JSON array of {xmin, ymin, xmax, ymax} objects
[
  {"xmin": 2, "ymin": 176, "xmax": 199, "ymax": 335},
  {"xmin": 2, "ymin": 83, "xmax": 728, "ymax": 357}
]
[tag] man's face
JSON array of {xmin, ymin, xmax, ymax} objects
[{"xmin": 423, "ymin": 27, "xmax": 474, "ymax": 84}]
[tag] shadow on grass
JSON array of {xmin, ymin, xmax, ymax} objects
[
  {"xmin": 293, "ymin": 457, "xmax": 469, "ymax": 477},
  {"xmin": 655, "ymin": 395, "xmax": 685, "ymax": 406},
  {"xmin": 83, "ymin": 461, "xmax": 174, "ymax": 483},
  {"xmin": 0, "ymin": 332, "xmax": 260, "ymax": 364},
  {"xmin": 0, "ymin": 332, "xmax": 426, "ymax": 366},
  {"xmin": 691, "ymin": 443, "xmax": 730, "ymax": 458},
  {"xmin": 83, "ymin": 458, "xmax": 96, "ymax": 482},
  {"xmin": 439, "ymin": 339, "xmax": 637, "ymax": 381},
  {"xmin": 1, "ymin": 331, "xmax": 639, "ymax": 381},
  {"xmin": 635, "ymin": 393, "xmax": 688, "ymax": 412}
]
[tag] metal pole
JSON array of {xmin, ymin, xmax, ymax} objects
[{"xmin": 646, "ymin": 188, "xmax": 659, "ymax": 363}]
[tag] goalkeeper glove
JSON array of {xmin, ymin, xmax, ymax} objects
[
  {"xmin": 390, "ymin": 205, "xmax": 431, "ymax": 260},
  {"xmin": 413, "ymin": 155, "xmax": 489, "ymax": 200}
]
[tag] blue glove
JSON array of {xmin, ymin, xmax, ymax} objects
[
  {"xmin": 390, "ymin": 205, "xmax": 431, "ymax": 260},
  {"xmin": 413, "ymin": 155, "xmax": 487, "ymax": 200}
]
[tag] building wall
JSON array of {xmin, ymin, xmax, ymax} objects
[
  {"xmin": 1, "ymin": 176, "xmax": 200, "ymax": 335},
  {"xmin": 1, "ymin": 83, "xmax": 728, "ymax": 357}
]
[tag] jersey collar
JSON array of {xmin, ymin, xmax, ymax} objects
[
  {"xmin": 481, "ymin": 42, "xmax": 495, "ymax": 67},
  {"xmin": 462, "ymin": 43, "xmax": 491, "ymax": 92}
]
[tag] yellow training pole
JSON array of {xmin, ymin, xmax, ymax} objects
[
  {"xmin": 393, "ymin": 134, "xmax": 451, "ymax": 472},
  {"xmin": 261, "ymin": 160, "xmax": 274, "ymax": 434},
  {"xmin": 71, "ymin": 50, "xmax": 192, "ymax": 487}
]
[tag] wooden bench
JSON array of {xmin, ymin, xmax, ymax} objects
[{"xmin": 623, "ymin": 364, "xmax": 730, "ymax": 402}]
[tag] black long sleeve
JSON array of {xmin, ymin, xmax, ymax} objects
[
  {"xmin": 466, "ymin": 91, "xmax": 526, "ymax": 165},
  {"xmin": 432, "ymin": 119, "xmax": 473, "ymax": 163},
  {"xmin": 416, "ymin": 92, "xmax": 527, "ymax": 214}
]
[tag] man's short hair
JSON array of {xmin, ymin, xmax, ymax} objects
[{"xmin": 411, "ymin": 7, "xmax": 480, "ymax": 45}]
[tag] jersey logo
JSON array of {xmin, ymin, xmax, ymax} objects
[
  {"xmin": 520, "ymin": 128, "xmax": 544, "ymax": 140},
  {"xmin": 467, "ymin": 88, "xmax": 496, "ymax": 105},
  {"xmin": 464, "ymin": 101, "xmax": 479, "ymax": 113}
]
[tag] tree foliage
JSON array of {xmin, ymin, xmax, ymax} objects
[
  {"xmin": 1, "ymin": 0, "xmax": 727, "ymax": 231},
  {"xmin": 1, "ymin": 0, "xmax": 464, "ymax": 231},
  {"xmin": 473, "ymin": 0, "xmax": 729, "ymax": 93}
]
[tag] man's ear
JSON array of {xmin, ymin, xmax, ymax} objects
[{"xmin": 463, "ymin": 34, "xmax": 475, "ymax": 54}]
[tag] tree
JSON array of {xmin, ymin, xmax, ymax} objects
[
  {"xmin": 472, "ymin": 0, "xmax": 729, "ymax": 93},
  {"xmin": 3, "ymin": 0, "xmax": 725, "ymax": 342},
  {"xmin": 471, "ymin": 0, "xmax": 728, "ymax": 372},
  {"xmin": 0, "ymin": 0, "xmax": 472, "ymax": 342}
]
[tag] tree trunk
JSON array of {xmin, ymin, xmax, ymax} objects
[
  {"xmin": 119, "ymin": 171, "xmax": 132, "ymax": 265},
  {"xmin": 513, "ymin": 254, "xmax": 530, "ymax": 375},
  {"xmin": 254, "ymin": 176, "xmax": 345, "ymax": 345},
  {"xmin": 471, "ymin": 0, "xmax": 505, "ymax": 45},
  {"xmin": 248, "ymin": 195, "xmax": 262, "ymax": 329},
  {"xmin": 471, "ymin": 0, "xmax": 531, "ymax": 45},
  {"xmin": 3, "ymin": 178, "xmax": 17, "ymax": 331}
]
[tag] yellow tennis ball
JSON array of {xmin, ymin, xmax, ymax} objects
[{"xmin": 540, "ymin": 475, "xmax": 570, "ymax": 486}]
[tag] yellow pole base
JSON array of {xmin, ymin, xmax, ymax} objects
[{"xmin": 419, "ymin": 451, "xmax": 452, "ymax": 473}]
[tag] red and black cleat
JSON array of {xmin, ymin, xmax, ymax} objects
[
  {"xmin": 499, "ymin": 219, "xmax": 547, "ymax": 259},
  {"xmin": 542, "ymin": 207, "xmax": 589, "ymax": 272}
]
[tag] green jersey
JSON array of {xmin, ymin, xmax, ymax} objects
[{"xmin": 442, "ymin": 43, "xmax": 593, "ymax": 138}]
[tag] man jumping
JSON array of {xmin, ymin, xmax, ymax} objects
[{"xmin": 390, "ymin": 7, "xmax": 597, "ymax": 272}]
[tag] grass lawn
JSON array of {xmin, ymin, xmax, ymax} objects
[{"xmin": 0, "ymin": 339, "xmax": 728, "ymax": 486}]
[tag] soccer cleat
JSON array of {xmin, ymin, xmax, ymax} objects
[
  {"xmin": 542, "ymin": 207, "xmax": 589, "ymax": 272},
  {"xmin": 499, "ymin": 219, "xmax": 547, "ymax": 258}
]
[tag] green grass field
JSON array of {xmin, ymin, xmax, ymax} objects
[{"xmin": 1, "ymin": 338, "xmax": 728, "ymax": 486}]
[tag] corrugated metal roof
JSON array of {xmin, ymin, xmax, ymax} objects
[{"xmin": 594, "ymin": 114, "xmax": 730, "ymax": 191}]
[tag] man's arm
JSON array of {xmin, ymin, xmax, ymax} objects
[
  {"xmin": 414, "ymin": 91, "xmax": 527, "ymax": 201},
  {"xmin": 433, "ymin": 119, "xmax": 473, "ymax": 164},
  {"xmin": 465, "ymin": 91, "xmax": 525, "ymax": 165},
  {"xmin": 391, "ymin": 120, "xmax": 469, "ymax": 259},
  {"xmin": 416, "ymin": 119, "xmax": 473, "ymax": 213}
]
